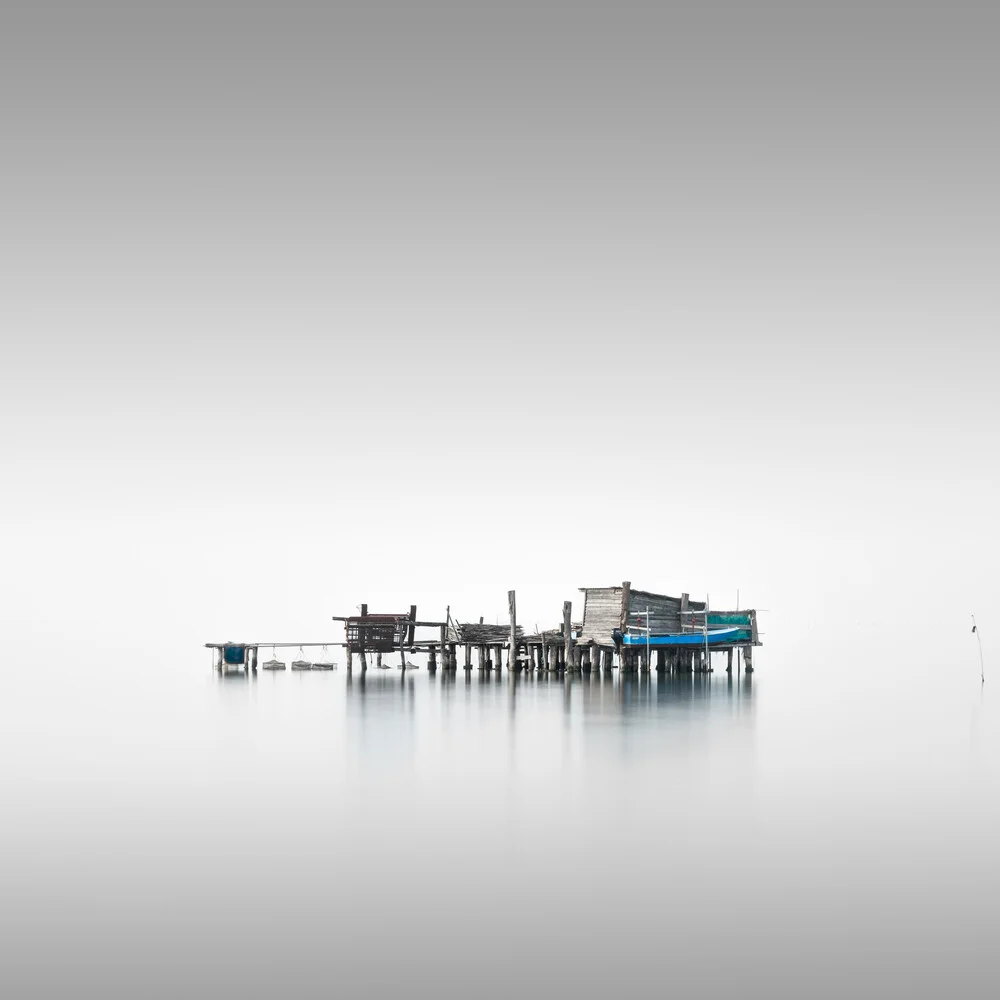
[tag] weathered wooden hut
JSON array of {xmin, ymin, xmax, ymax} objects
[{"xmin": 578, "ymin": 581, "xmax": 760, "ymax": 673}]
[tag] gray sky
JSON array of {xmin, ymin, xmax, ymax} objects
[{"xmin": 2, "ymin": 1, "xmax": 998, "ymax": 659}]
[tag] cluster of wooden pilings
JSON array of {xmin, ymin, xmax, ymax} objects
[
  {"xmin": 616, "ymin": 644, "xmax": 752, "ymax": 675},
  {"xmin": 362, "ymin": 638, "xmax": 752, "ymax": 675}
]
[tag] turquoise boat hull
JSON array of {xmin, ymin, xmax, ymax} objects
[{"xmin": 621, "ymin": 627, "xmax": 747, "ymax": 647}]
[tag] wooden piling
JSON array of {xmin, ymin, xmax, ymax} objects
[
  {"xmin": 359, "ymin": 603, "xmax": 368, "ymax": 672},
  {"xmin": 563, "ymin": 601, "xmax": 574, "ymax": 673},
  {"xmin": 727, "ymin": 648, "xmax": 733, "ymax": 674},
  {"xmin": 508, "ymin": 590, "xmax": 518, "ymax": 673}
]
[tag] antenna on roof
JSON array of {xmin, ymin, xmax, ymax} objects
[{"xmin": 972, "ymin": 614, "xmax": 985, "ymax": 684}]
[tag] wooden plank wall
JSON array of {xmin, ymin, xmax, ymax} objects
[
  {"xmin": 576, "ymin": 587, "xmax": 623, "ymax": 645},
  {"xmin": 627, "ymin": 589, "xmax": 706, "ymax": 634},
  {"xmin": 578, "ymin": 585, "xmax": 713, "ymax": 644}
]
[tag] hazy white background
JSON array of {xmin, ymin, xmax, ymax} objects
[{"xmin": 1, "ymin": 3, "xmax": 998, "ymax": 997}]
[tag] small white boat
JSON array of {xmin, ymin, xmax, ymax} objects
[{"xmin": 396, "ymin": 661, "xmax": 420, "ymax": 670}]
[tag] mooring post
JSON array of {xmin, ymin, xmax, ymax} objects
[
  {"xmin": 744, "ymin": 645, "xmax": 753, "ymax": 674},
  {"xmin": 429, "ymin": 644, "xmax": 437, "ymax": 671},
  {"xmin": 439, "ymin": 624, "xmax": 448, "ymax": 668},
  {"xmin": 346, "ymin": 647, "xmax": 353, "ymax": 673},
  {"xmin": 508, "ymin": 590, "xmax": 518, "ymax": 673},
  {"xmin": 727, "ymin": 648, "xmax": 733, "ymax": 674},
  {"xmin": 563, "ymin": 601, "xmax": 574, "ymax": 672},
  {"xmin": 465, "ymin": 642, "xmax": 472, "ymax": 670},
  {"xmin": 359, "ymin": 603, "xmax": 368, "ymax": 673}
]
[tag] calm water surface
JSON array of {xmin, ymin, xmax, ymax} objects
[{"xmin": 1, "ymin": 651, "xmax": 998, "ymax": 998}]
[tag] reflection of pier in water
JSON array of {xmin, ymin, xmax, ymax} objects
[{"xmin": 226, "ymin": 665, "xmax": 753, "ymax": 712}]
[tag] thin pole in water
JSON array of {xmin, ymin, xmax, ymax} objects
[{"xmin": 972, "ymin": 614, "xmax": 985, "ymax": 684}]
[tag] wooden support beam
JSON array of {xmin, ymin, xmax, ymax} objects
[
  {"xmin": 407, "ymin": 605, "xmax": 417, "ymax": 647},
  {"xmin": 563, "ymin": 601, "xmax": 574, "ymax": 672},
  {"xmin": 620, "ymin": 580, "xmax": 632, "ymax": 632}
]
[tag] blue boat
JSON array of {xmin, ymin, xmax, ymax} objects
[{"xmin": 621, "ymin": 627, "xmax": 744, "ymax": 647}]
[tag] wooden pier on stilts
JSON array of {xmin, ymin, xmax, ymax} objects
[{"xmin": 207, "ymin": 582, "xmax": 761, "ymax": 678}]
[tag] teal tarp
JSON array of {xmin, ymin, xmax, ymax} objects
[{"xmin": 707, "ymin": 612, "xmax": 752, "ymax": 627}]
